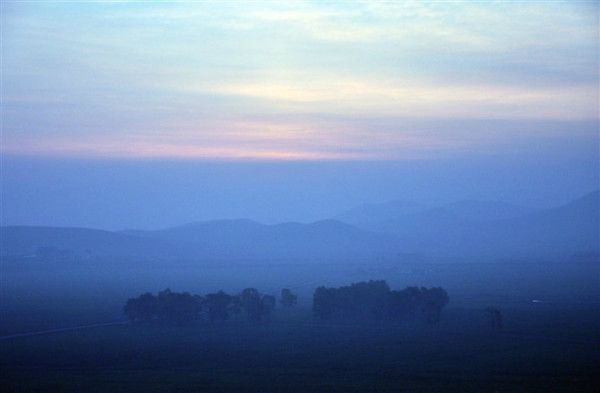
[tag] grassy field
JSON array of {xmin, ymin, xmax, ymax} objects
[{"xmin": 1, "ymin": 306, "xmax": 598, "ymax": 392}]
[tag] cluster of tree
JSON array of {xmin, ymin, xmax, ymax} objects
[
  {"xmin": 124, "ymin": 287, "xmax": 296, "ymax": 325},
  {"xmin": 313, "ymin": 280, "xmax": 449, "ymax": 324}
]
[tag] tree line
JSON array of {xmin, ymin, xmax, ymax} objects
[
  {"xmin": 124, "ymin": 281, "xmax": 448, "ymax": 325},
  {"xmin": 124, "ymin": 287, "xmax": 296, "ymax": 325},
  {"xmin": 313, "ymin": 280, "xmax": 449, "ymax": 323}
]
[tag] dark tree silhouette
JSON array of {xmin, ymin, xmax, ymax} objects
[
  {"xmin": 156, "ymin": 289, "xmax": 201, "ymax": 325},
  {"xmin": 313, "ymin": 281, "xmax": 449, "ymax": 324},
  {"xmin": 420, "ymin": 287, "xmax": 450, "ymax": 324},
  {"xmin": 123, "ymin": 282, "xmax": 449, "ymax": 328},
  {"xmin": 261, "ymin": 295, "xmax": 276, "ymax": 320},
  {"xmin": 205, "ymin": 291, "xmax": 232, "ymax": 323},
  {"xmin": 314, "ymin": 281, "xmax": 390, "ymax": 321},
  {"xmin": 230, "ymin": 295, "xmax": 242, "ymax": 316},
  {"xmin": 124, "ymin": 289, "xmax": 201, "ymax": 325},
  {"xmin": 313, "ymin": 286, "xmax": 336, "ymax": 320},
  {"xmin": 241, "ymin": 288, "xmax": 263, "ymax": 322},
  {"xmin": 124, "ymin": 292, "xmax": 158, "ymax": 323},
  {"xmin": 124, "ymin": 288, "xmax": 280, "ymax": 325},
  {"xmin": 280, "ymin": 288, "xmax": 297, "ymax": 307},
  {"xmin": 388, "ymin": 287, "xmax": 421, "ymax": 319}
]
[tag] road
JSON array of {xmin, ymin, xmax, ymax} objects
[{"xmin": 0, "ymin": 321, "xmax": 127, "ymax": 341}]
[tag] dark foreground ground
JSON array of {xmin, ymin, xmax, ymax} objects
[{"xmin": 1, "ymin": 306, "xmax": 599, "ymax": 393}]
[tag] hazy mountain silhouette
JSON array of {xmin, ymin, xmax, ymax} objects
[
  {"xmin": 128, "ymin": 219, "xmax": 402, "ymax": 260},
  {"xmin": 1, "ymin": 220, "xmax": 402, "ymax": 261},
  {"xmin": 361, "ymin": 190, "xmax": 599, "ymax": 259},
  {"xmin": 364, "ymin": 200, "xmax": 538, "ymax": 239},
  {"xmin": 409, "ymin": 200, "xmax": 538, "ymax": 221},
  {"xmin": 486, "ymin": 189, "xmax": 598, "ymax": 258},
  {"xmin": 336, "ymin": 199, "xmax": 536, "ymax": 228},
  {"xmin": 2, "ymin": 191, "xmax": 597, "ymax": 261},
  {"xmin": 334, "ymin": 200, "xmax": 430, "ymax": 226},
  {"xmin": 0, "ymin": 226, "xmax": 174, "ymax": 259}
]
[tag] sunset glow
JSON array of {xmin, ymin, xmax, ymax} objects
[{"xmin": 2, "ymin": 1, "xmax": 598, "ymax": 160}]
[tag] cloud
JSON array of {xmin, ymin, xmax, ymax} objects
[
  {"xmin": 171, "ymin": 75, "xmax": 598, "ymax": 120},
  {"xmin": 2, "ymin": 1, "xmax": 598, "ymax": 160},
  {"xmin": 4, "ymin": 115, "xmax": 597, "ymax": 162}
]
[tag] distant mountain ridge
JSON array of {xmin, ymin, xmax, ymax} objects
[
  {"xmin": 335, "ymin": 199, "xmax": 537, "ymax": 227},
  {"xmin": 334, "ymin": 200, "xmax": 430, "ymax": 226},
  {"xmin": 0, "ymin": 225, "xmax": 175, "ymax": 259},
  {"xmin": 1, "ymin": 219, "xmax": 402, "ymax": 261},
  {"xmin": 339, "ymin": 190, "xmax": 599, "ymax": 259},
  {"xmin": 1, "ymin": 191, "xmax": 597, "ymax": 262},
  {"xmin": 125, "ymin": 219, "xmax": 402, "ymax": 260}
]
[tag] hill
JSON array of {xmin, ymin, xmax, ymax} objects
[
  {"xmin": 2, "ymin": 191, "xmax": 597, "ymax": 262},
  {"xmin": 0, "ymin": 226, "xmax": 174, "ymax": 260},
  {"xmin": 1, "ymin": 220, "xmax": 403, "ymax": 261},
  {"xmin": 129, "ymin": 219, "xmax": 402, "ymax": 260},
  {"xmin": 334, "ymin": 200, "xmax": 430, "ymax": 227},
  {"xmin": 362, "ymin": 190, "xmax": 599, "ymax": 259}
]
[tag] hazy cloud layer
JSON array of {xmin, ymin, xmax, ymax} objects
[{"xmin": 2, "ymin": 1, "xmax": 598, "ymax": 160}]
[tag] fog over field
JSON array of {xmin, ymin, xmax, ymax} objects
[{"xmin": 1, "ymin": 1, "xmax": 599, "ymax": 392}]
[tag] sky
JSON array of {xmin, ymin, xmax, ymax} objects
[{"xmin": 1, "ymin": 1, "xmax": 599, "ymax": 228}]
